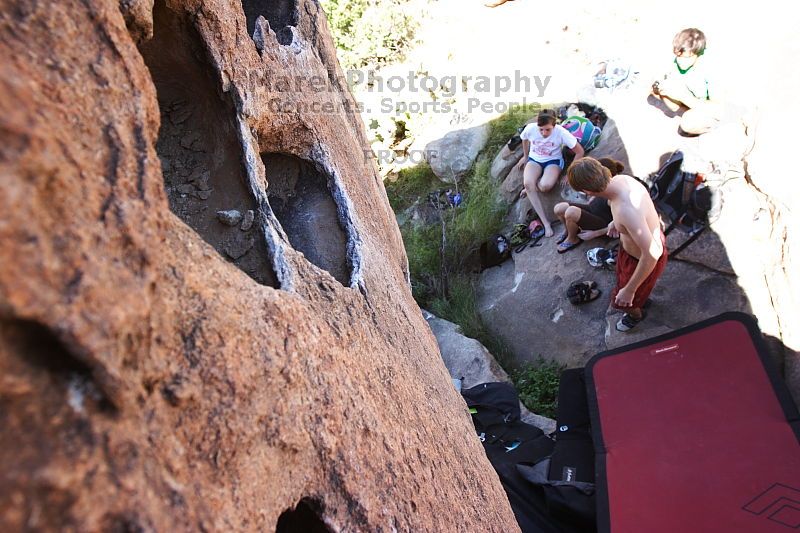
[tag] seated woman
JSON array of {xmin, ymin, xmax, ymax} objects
[
  {"xmin": 553, "ymin": 158, "xmax": 624, "ymax": 253},
  {"xmin": 517, "ymin": 109, "xmax": 584, "ymax": 237}
]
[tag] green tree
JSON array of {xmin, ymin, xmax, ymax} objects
[{"xmin": 320, "ymin": 0, "xmax": 419, "ymax": 69}]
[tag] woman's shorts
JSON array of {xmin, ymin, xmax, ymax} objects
[{"xmin": 528, "ymin": 157, "xmax": 564, "ymax": 170}]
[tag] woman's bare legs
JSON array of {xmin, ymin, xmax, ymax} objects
[
  {"xmin": 524, "ymin": 164, "xmax": 561, "ymax": 236},
  {"xmin": 522, "ymin": 161, "xmax": 548, "ymax": 233}
]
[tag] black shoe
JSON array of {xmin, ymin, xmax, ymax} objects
[{"xmin": 616, "ymin": 311, "xmax": 646, "ymax": 332}]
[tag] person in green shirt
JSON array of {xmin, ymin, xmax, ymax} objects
[{"xmin": 651, "ymin": 28, "xmax": 723, "ymax": 135}]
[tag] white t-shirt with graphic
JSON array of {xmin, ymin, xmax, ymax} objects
[{"xmin": 520, "ymin": 123, "xmax": 578, "ymax": 163}]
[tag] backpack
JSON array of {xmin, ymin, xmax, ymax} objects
[
  {"xmin": 687, "ymin": 182, "xmax": 719, "ymax": 225},
  {"xmin": 461, "ymin": 383, "xmax": 570, "ymax": 532},
  {"xmin": 461, "ymin": 382, "xmax": 555, "ymax": 466},
  {"xmin": 558, "ymin": 103, "xmax": 608, "ymax": 128},
  {"xmin": 510, "ymin": 221, "xmax": 547, "ymax": 253},
  {"xmin": 517, "ymin": 369, "xmax": 597, "ymax": 529},
  {"xmin": 561, "ymin": 116, "xmax": 602, "ymax": 152},
  {"xmin": 479, "ymin": 234, "xmax": 511, "ymax": 271},
  {"xmin": 506, "ymin": 124, "xmax": 527, "ymax": 151},
  {"xmin": 649, "ymin": 151, "xmax": 717, "ymax": 257},
  {"xmin": 649, "ymin": 150, "xmax": 710, "ymax": 227}
]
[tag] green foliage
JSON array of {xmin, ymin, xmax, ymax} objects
[
  {"xmin": 396, "ymin": 155, "xmax": 506, "ymax": 306},
  {"xmin": 320, "ymin": 0, "xmax": 419, "ymax": 69},
  {"xmin": 511, "ymin": 359, "xmax": 564, "ymax": 419},
  {"xmin": 483, "ymin": 103, "xmax": 542, "ymax": 158},
  {"xmin": 401, "ymin": 222, "xmax": 441, "ymax": 301},
  {"xmin": 447, "ymin": 159, "xmax": 506, "ymax": 263},
  {"xmin": 385, "ymin": 163, "xmax": 440, "ymax": 211},
  {"xmin": 429, "ymin": 277, "xmax": 482, "ymax": 340}
]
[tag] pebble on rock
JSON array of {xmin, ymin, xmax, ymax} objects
[
  {"xmin": 217, "ymin": 209, "xmax": 243, "ymax": 226},
  {"xmin": 240, "ymin": 210, "xmax": 255, "ymax": 231}
]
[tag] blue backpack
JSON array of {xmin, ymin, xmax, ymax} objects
[{"xmin": 562, "ymin": 116, "xmax": 602, "ymax": 152}]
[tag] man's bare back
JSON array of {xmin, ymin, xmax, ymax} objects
[{"xmin": 607, "ymin": 175, "xmax": 663, "ymax": 259}]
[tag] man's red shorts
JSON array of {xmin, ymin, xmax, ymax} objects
[{"xmin": 611, "ymin": 232, "xmax": 668, "ymax": 310}]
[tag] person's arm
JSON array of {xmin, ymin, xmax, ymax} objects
[
  {"xmin": 517, "ymin": 139, "xmax": 530, "ymax": 170},
  {"xmin": 577, "ymin": 227, "xmax": 607, "ymax": 241},
  {"xmin": 658, "ymin": 71, "xmax": 704, "ymax": 108},
  {"xmin": 660, "ymin": 82, "xmax": 704, "ymax": 107},
  {"xmin": 606, "ymin": 220, "xmax": 619, "ymax": 238},
  {"xmin": 614, "ymin": 212, "xmax": 663, "ymax": 308},
  {"xmin": 578, "ymin": 219, "xmax": 617, "ymax": 241},
  {"xmin": 571, "ymin": 142, "xmax": 584, "ymax": 160},
  {"xmin": 561, "ymin": 126, "xmax": 583, "ymax": 160}
]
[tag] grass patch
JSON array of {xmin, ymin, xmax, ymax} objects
[
  {"xmin": 402, "ymin": 222, "xmax": 441, "ymax": 301},
  {"xmin": 448, "ymin": 159, "xmax": 506, "ymax": 259},
  {"xmin": 482, "ymin": 103, "xmax": 542, "ymax": 159},
  {"xmin": 511, "ymin": 359, "xmax": 564, "ymax": 419},
  {"xmin": 385, "ymin": 163, "xmax": 441, "ymax": 211},
  {"xmin": 429, "ymin": 277, "xmax": 482, "ymax": 342}
]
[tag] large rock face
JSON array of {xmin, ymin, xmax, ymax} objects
[{"xmin": 0, "ymin": 1, "xmax": 518, "ymax": 531}]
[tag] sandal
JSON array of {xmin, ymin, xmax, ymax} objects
[
  {"xmin": 557, "ymin": 240, "xmax": 581, "ymax": 254},
  {"xmin": 556, "ymin": 231, "xmax": 568, "ymax": 245},
  {"xmin": 566, "ymin": 281, "xmax": 601, "ymax": 305}
]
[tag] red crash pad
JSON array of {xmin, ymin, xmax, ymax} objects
[{"xmin": 586, "ymin": 312, "xmax": 800, "ymax": 533}]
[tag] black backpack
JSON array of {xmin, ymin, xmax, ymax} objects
[
  {"xmin": 479, "ymin": 234, "xmax": 511, "ymax": 271},
  {"xmin": 648, "ymin": 151, "xmax": 714, "ymax": 258},
  {"xmin": 517, "ymin": 369, "xmax": 598, "ymax": 531},
  {"xmin": 462, "ymin": 382, "xmax": 589, "ymax": 533},
  {"xmin": 462, "ymin": 382, "xmax": 555, "ymax": 467}
]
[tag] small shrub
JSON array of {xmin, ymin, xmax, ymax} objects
[
  {"xmin": 385, "ymin": 163, "xmax": 441, "ymax": 211},
  {"xmin": 511, "ymin": 358, "xmax": 564, "ymax": 419}
]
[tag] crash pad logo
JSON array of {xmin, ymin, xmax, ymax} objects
[{"xmin": 742, "ymin": 483, "xmax": 800, "ymax": 529}]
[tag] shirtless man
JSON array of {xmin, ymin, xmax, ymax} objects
[{"xmin": 567, "ymin": 158, "xmax": 668, "ymax": 331}]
